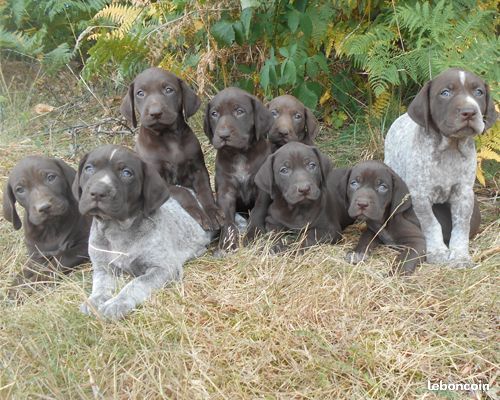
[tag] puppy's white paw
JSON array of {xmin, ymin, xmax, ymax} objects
[
  {"xmin": 98, "ymin": 298, "xmax": 134, "ymax": 320},
  {"xmin": 426, "ymin": 249, "xmax": 450, "ymax": 264},
  {"xmin": 80, "ymin": 295, "xmax": 111, "ymax": 316},
  {"xmin": 345, "ymin": 251, "xmax": 365, "ymax": 264},
  {"xmin": 447, "ymin": 252, "xmax": 475, "ymax": 269}
]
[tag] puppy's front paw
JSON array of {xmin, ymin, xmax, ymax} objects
[
  {"xmin": 219, "ymin": 224, "xmax": 240, "ymax": 251},
  {"xmin": 447, "ymin": 253, "xmax": 476, "ymax": 269},
  {"xmin": 345, "ymin": 251, "xmax": 365, "ymax": 264},
  {"xmin": 80, "ymin": 294, "xmax": 111, "ymax": 316},
  {"xmin": 426, "ymin": 249, "xmax": 450, "ymax": 264},
  {"xmin": 98, "ymin": 298, "xmax": 134, "ymax": 320}
]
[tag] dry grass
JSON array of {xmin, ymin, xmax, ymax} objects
[{"xmin": 0, "ymin": 62, "xmax": 498, "ymax": 399}]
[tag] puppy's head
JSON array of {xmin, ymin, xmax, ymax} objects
[
  {"xmin": 3, "ymin": 156, "xmax": 76, "ymax": 230},
  {"xmin": 345, "ymin": 160, "xmax": 410, "ymax": 222},
  {"xmin": 73, "ymin": 145, "xmax": 169, "ymax": 221},
  {"xmin": 204, "ymin": 87, "xmax": 273, "ymax": 150},
  {"xmin": 267, "ymin": 95, "xmax": 319, "ymax": 149},
  {"xmin": 255, "ymin": 142, "xmax": 331, "ymax": 205},
  {"xmin": 408, "ymin": 68, "xmax": 497, "ymax": 138},
  {"xmin": 120, "ymin": 67, "xmax": 201, "ymax": 133}
]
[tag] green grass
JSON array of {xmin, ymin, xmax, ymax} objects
[{"xmin": 0, "ymin": 61, "xmax": 498, "ymax": 399}]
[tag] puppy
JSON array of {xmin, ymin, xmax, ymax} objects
[
  {"xmin": 74, "ymin": 145, "xmax": 211, "ymax": 320},
  {"xmin": 121, "ymin": 67, "xmax": 223, "ymax": 230},
  {"xmin": 3, "ymin": 156, "xmax": 90, "ymax": 284},
  {"xmin": 342, "ymin": 161, "xmax": 426, "ymax": 274},
  {"xmin": 251, "ymin": 142, "xmax": 353, "ymax": 249},
  {"xmin": 267, "ymin": 95, "xmax": 319, "ymax": 151},
  {"xmin": 204, "ymin": 87, "xmax": 274, "ymax": 250},
  {"xmin": 385, "ymin": 68, "xmax": 495, "ymax": 267}
]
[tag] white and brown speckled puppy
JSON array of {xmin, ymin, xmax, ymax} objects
[
  {"xmin": 384, "ymin": 68, "xmax": 496, "ymax": 267},
  {"xmin": 73, "ymin": 145, "xmax": 212, "ymax": 320}
]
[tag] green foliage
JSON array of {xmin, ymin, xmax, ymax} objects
[{"xmin": 0, "ymin": 0, "xmax": 107, "ymax": 72}]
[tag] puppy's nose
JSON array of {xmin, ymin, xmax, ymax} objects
[
  {"xmin": 278, "ymin": 129, "xmax": 289, "ymax": 138},
  {"xmin": 90, "ymin": 187, "xmax": 109, "ymax": 201},
  {"xmin": 149, "ymin": 109, "xmax": 163, "ymax": 119},
  {"xmin": 297, "ymin": 184, "xmax": 311, "ymax": 195},
  {"xmin": 459, "ymin": 108, "xmax": 477, "ymax": 120},
  {"xmin": 356, "ymin": 200, "xmax": 369, "ymax": 210},
  {"xmin": 217, "ymin": 129, "xmax": 231, "ymax": 141},
  {"xmin": 36, "ymin": 202, "xmax": 52, "ymax": 213}
]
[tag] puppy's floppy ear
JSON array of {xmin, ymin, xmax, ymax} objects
[
  {"xmin": 54, "ymin": 159, "xmax": 76, "ymax": 189},
  {"xmin": 179, "ymin": 79, "xmax": 201, "ymax": 119},
  {"xmin": 72, "ymin": 153, "xmax": 88, "ymax": 201},
  {"xmin": 120, "ymin": 82, "xmax": 137, "ymax": 128},
  {"xmin": 142, "ymin": 162, "xmax": 170, "ymax": 216},
  {"xmin": 311, "ymin": 147, "xmax": 332, "ymax": 187},
  {"xmin": 483, "ymin": 83, "xmax": 498, "ymax": 131},
  {"xmin": 304, "ymin": 107, "xmax": 319, "ymax": 144},
  {"xmin": 251, "ymin": 96, "xmax": 274, "ymax": 140},
  {"xmin": 389, "ymin": 168, "xmax": 412, "ymax": 215},
  {"xmin": 203, "ymin": 101, "xmax": 214, "ymax": 144},
  {"xmin": 254, "ymin": 154, "xmax": 275, "ymax": 198},
  {"xmin": 2, "ymin": 180, "xmax": 22, "ymax": 230},
  {"xmin": 408, "ymin": 81, "xmax": 437, "ymax": 133}
]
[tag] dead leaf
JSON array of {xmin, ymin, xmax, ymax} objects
[{"xmin": 34, "ymin": 103, "xmax": 55, "ymax": 114}]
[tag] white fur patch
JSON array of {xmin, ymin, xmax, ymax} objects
[
  {"xmin": 464, "ymin": 95, "xmax": 480, "ymax": 110},
  {"xmin": 99, "ymin": 174, "xmax": 112, "ymax": 185},
  {"xmin": 109, "ymin": 149, "xmax": 118, "ymax": 161},
  {"xmin": 459, "ymin": 71, "xmax": 466, "ymax": 86}
]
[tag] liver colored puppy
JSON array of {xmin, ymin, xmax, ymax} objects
[
  {"xmin": 3, "ymin": 156, "xmax": 90, "ymax": 284},
  {"xmin": 74, "ymin": 145, "xmax": 212, "ymax": 320},
  {"xmin": 343, "ymin": 161, "xmax": 426, "ymax": 274},
  {"xmin": 204, "ymin": 87, "xmax": 274, "ymax": 250},
  {"xmin": 267, "ymin": 95, "xmax": 319, "ymax": 152},
  {"xmin": 120, "ymin": 67, "xmax": 223, "ymax": 230},
  {"xmin": 251, "ymin": 142, "xmax": 354, "ymax": 249},
  {"xmin": 385, "ymin": 68, "xmax": 495, "ymax": 267}
]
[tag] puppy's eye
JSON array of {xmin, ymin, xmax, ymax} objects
[
  {"xmin": 46, "ymin": 173, "xmax": 57, "ymax": 183},
  {"xmin": 350, "ymin": 180, "xmax": 359, "ymax": 189},
  {"xmin": 84, "ymin": 164, "xmax": 95, "ymax": 174},
  {"xmin": 15, "ymin": 186, "xmax": 25, "ymax": 194},
  {"xmin": 440, "ymin": 89, "xmax": 452, "ymax": 97},
  {"xmin": 279, "ymin": 166, "xmax": 290, "ymax": 175},
  {"xmin": 211, "ymin": 110, "xmax": 219, "ymax": 119},
  {"xmin": 136, "ymin": 90, "xmax": 145, "ymax": 98},
  {"xmin": 235, "ymin": 108, "xmax": 245, "ymax": 117},
  {"xmin": 121, "ymin": 168, "xmax": 133, "ymax": 178},
  {"xmin": 377, "ymin": 183, "xmax": 388, "ymax": 193},
  {"xmin": 473, "ymin": 88, "xmax": 484, "ymax": 97},
  {"xmin": 307, "ymin": 161, "xmax": 317, "ymax": 170},
  {"xmin": 271, "ymin": 109, "xmax": 279, "ymax": 118},
  {"xmin": 163, "ymin": 87, "xmax": 174, "ymax": 95},
  {"xmin": 294, "ymin": 113, "xmax": 302, "ymax": 120}
]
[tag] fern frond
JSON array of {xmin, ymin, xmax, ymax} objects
[{"xmin": 92, "ymin": 4, "xmax": 142, "ymax": 39}]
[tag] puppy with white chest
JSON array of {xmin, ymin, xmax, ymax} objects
[
  {"xmin": 3, "ymin": 156, "xmax": 90, "ymax": 287},
  {"xmin": 343, "ymin": 161, "xmax": 426, "ymax": 275},
  {"xmin": 73, "ymin": 145, "xmax": 211, "ymax": 320},
  {"xmin": 384, "ymin": 68, "xmax": 494, "ymax": 267},
  {"xmin": 267, "ymin": 95, "xmax": 319, "ymax": 152}
]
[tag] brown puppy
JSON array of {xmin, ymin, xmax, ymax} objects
[
  {"xmin": 204, "ymin": 87, "xmax": 274, "ymax": 250},
  {"xmin": 120, "ymin": 67, "xmax": 223, "ymax": 230},
  {"xmin": 251, "ymin": 142, "xmax": 353, "ymax": 249},
  {"xmin": 342, "ymin": 161, "xmax": 425, "ymax": 274},
  {"xmin": 3, "ymin": 156, "xmax": 90, "ymax": 285},
  {"xmin": 267, "ymin": 95, "xmax": 319, "ymax": 152}
]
